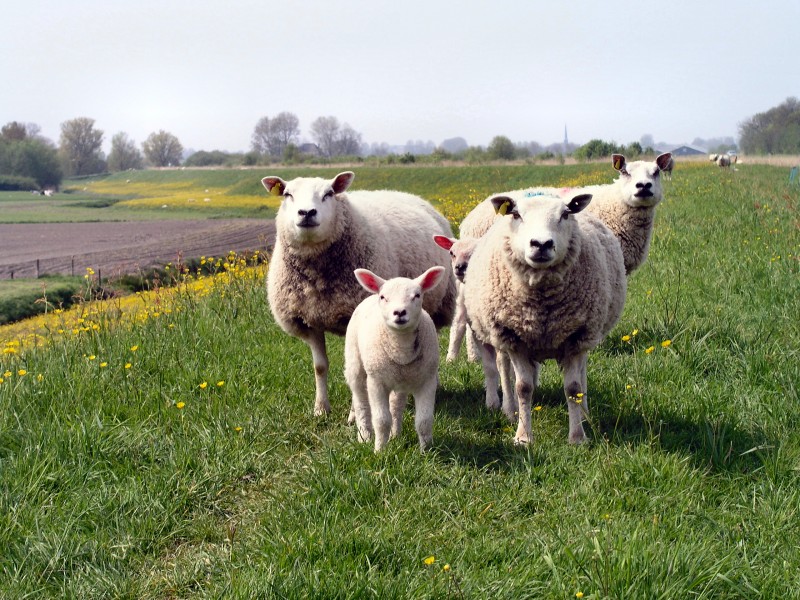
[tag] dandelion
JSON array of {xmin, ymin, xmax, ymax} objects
[
  {"xmin": 632, "ymin": 329, "xmax": 639, "ymax": 336},
  {"xmin": 576, "ymin": 593, "xmax": 584, "ymax": 599},
  {"xmin": 0, "ymin": 378, "xmax": 4, "ymax": 384},
  {"xmin": 216, "ymin": 380, "xmax": 225, "ymax": 387},
  {"xmin": 100, "ymin": 362, "xmax": 108, "ymax": 368},
  {"xmin": 443, "ymin": 564, "xmax": 451, "ymax": 572},
  {"xmin": 37, "ymin": 374, "xmax": 43, "ymax": 382},
  {"xmin": 3, "ymin": 371, "xmax": 11, "ymax": 378},
  {"xmin": 661, "ymin": 339, "xmax": 672, "ymax": 348},
  {"xmin": 2, "ymin": 347, "xmax": 17, "ymax": 355},
  {"xmin": 18, "ymin": 369, "xmax": 27, "ymax": 376},
  {"xmin": 176, "ymin": 401, "xmax": 185, "ymax": 409},
  {"xmin": 124, "ymin": 363, "xmax": 132, "ymax": 369},
  {"xmin": 423, "ymin": 555, "xmax": 435, "ymax": 566},
  {"xmin": 88, "ymin": 355, "xmax": 96, "ymax": 361},
  {"xmin": 621, "ymin": 334, "xmax": 631, "ymax": 342},
  {"xmin": 234, "ymin": 426, "xmax": 243, "ymax": 432},
  {"xmin": 130, "ymin": 345, "xmax": 139, "ymax": 352},
  {"xmin": 199, "ymin": 381, "xmax": 208, "ymax": 389},
  {"xmin": 645, "ymin": 346, "xmax": 655, "ymax": 354},
  {"xmin": 534, "ymin": 405, "xmax": 543, "ymax": 411}
]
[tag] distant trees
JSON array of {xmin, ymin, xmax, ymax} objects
[
  {"xmin": 739, "ymin": 97, "xmax": 800, "ymax": 155},
  {"xmin": 310, "ymin": 116, "xmax": 341, "ymax": 158},
  {"xmin": 142, "ymin": 130, "xmax": 184, "ymax": 167},
  {"xmin": 573, "ymin": 139, "xmax": 646, "ymax": 161},
  {"xmin": 0, "ymin": 121, "xmax": 62, "ymax": 189},
  {"xmin": 487, "ymin": 135, "xmax": 516, "ymax": 160},
  {"xmin": 107, "ymin": 132, "xmax": 144, "ymax": 171},
  {"xmin": 59, "ymin": 117, "xmax": 105, "ymax": 176},
  {"xmin": 251, "ymin": 111, "xmax": 301, "ymax": 158}
]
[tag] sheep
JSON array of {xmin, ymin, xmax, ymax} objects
[
  {"xmin": 261, "ymin": 171, "xmax": 457, "ymax": 416},
  {"xmin": 345, "ymin": 266, "xmax": 446, "ymax": 452},
  {"xmin": 710, "ymin": 153, "xmax": 736, "ymax": 169},
  {"xmin": 463, "ymin": 192, "xmax": 627, "ymax": 444},
  {"xmin": 433, "ymin": 234, "xmax": 481, "ymax": 362}
]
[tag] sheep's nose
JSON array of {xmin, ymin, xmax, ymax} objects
[
  {"xmin": 298, "ymin": 208, "xmax": 317, "ymax": 218},
  {"xmin": 530, "ymin": 239, "xmax": 554, "ymax": 250},
  {"xmin": 393, "ymin": 309, "xmax": 407, "ymax": 318},
  {"xmin": 636, "ymin": 182, "xmax": 652, "ymax": 190}
]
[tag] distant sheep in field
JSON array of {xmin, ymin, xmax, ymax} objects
[
  {"xmin": 463, "ymin": 192, "xmax": 627, "ymax": 444},
  {"xmin": 345, "ymin": 266, "xmax": 446, "ymax": 452},
  {"xmin": 262, "ymin": 171, "xmax": 457, "ymax": 416},
  {"xmin": 710, "ymin": 153, "xmax": 737, "ymax": 169}
]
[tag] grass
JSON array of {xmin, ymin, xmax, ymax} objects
[
  {"xmin": 1, "ymin": 162, "xmax": 799, "ymax": 597},
  {"xmin": 0, "ymin": 276, "xmax": 83, "ymax": 324}
]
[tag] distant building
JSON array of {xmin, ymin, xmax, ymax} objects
[{"xmin": 670, "ymin": 145, "xmax": 705, "ymax": 156}]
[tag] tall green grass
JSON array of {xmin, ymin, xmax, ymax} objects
[{"xmin": 1, "ymin": 163, "xmax": 799, "ymax": 598}]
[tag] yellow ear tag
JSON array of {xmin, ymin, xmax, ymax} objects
[
  {"xmin": 271, "ymin": 181, "xmax": 284, "ymax": 196},
  {"xmin": 613, "ymin": 157, "xmax": 622, "ymax": 170},
  {"xmin": 496, "ymin": 200, "xmax": 511, "ymax": 216}
]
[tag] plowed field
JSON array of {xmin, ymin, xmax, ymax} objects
[{"xmin": 0, "ymin": 219, "xmax": 275, "ymax": 279}]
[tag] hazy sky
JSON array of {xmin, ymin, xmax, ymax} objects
[{"xmin": 3, "ymin": 0, "xmax": 798, "ymax": 154}]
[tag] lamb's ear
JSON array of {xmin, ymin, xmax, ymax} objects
[
  {"xmin": 612, "ymin": 154, "xmax": 628, "ymax": 174},
  {"xmin": 416, "ymin": 266, "xmax": 446, "ymax": 293},
  {"xmin": 261, "ymin": 176, "xmax": 287, "ymax": 196},
  {"xmin": 433, "ymin": 235, "xmax": 455, "ymax": 251},
  {"xmin": 565, "ymin": 194, "xmax": 593, "ymax": 214},
  {"xmin": 354, "ymin": 268, "xmax": 384, "ymax": 294},
  {"xmin": 332, "ymin": 171, "xmax": 355, "ymax": 194},
  {"xmin": 656, "ymin": 152, "xmax": 673, "ymax": 171},
  {"xmin": 490, "ymin": 195, "xmax": 519, "ymax": 218}
]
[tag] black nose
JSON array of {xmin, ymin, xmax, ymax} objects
[
  {"xmin": 636, "ymin": 182, "xmax": 652, "ymax": 190},
  {"xmin": 298, "ymin": 208, "xmax": 317, "ymax": 218},
  {"xmin": 393, "ymin": 309, "xmax": 407, "ymax": 318},
  {"xmin": 530, "ymin": 239, "xmax": 554, "ymax": 250}
]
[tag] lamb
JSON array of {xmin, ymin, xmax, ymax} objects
[
  {"xmin": 463, "ymin": 192, "xmax": 627, "ymax": 444},
  {"xmin": 433, "ymin": 234, "xmax": 481, "ymax": 361},
  {"xmin": 262, "ymin": 171, "xmax": 457, "ymax": 416},
  {"xmin": 345, "ymin": 266, "xmax": 446, "ymax": 452}
]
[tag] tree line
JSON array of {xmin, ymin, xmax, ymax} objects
[{"xmin": 739, "ymin": 97, "xmax": 800, "ymax": 155}]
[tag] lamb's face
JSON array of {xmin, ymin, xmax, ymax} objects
[
  {"xmin": 262, "ymin": 171, "xmax": 354, "ymax": 244},
  {"xmin": 434, "ymin": 235, "xmax": 479, "ymax": 282},
  {"xmin": 509, "ymin": 198, "xmax": 573, "ymax": 269},
  {"xmin": 613, "ymin": 153, "xmax": 671, "ymax": 209},
  {"xmin": 377, "ymin": 278, "xmax": 425, "ymax": 331}
]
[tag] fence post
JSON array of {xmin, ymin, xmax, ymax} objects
[
  {"xmin": 71, "ymin": 256, "xmax": 75, "ymax": 277},
  {"xmin": 36, "ymin": 259, "xmax": 40, "ymax": 278}
]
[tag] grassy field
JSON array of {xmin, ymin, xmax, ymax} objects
[
  {"xmin": 1, "ymin": 161, "xmax": 799, "ymax": 598},
  {"xmin": 0, "ymin": 276, "xmax": 83, "ymax": 324}
]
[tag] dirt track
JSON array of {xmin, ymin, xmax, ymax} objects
[{"xmin": 0, "ymin": 219, "xmax": 275, "ymax": 279}]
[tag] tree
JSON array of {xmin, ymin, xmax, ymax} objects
[
  {"xmin": 59, "ymin": 117, "xmax": 105, "ymax": 176},
  {"xmin": 336, "ymin": 124, "xmax": 362, "ymax": 156},
  {"xmin": 251, "ymin": 112, "xmax": 301, "ymax": 157},
  {"xmin": 573, "ymin": 139, "xmax": 623, "ymax": 161},
  {"xmin": 1, "ymin": 121, "xmax": 28, "ymax": 141},
  {"xmin": 0, "ymin": 136, "xmax": 62, "ymax": 189},
  {"xmin": 310, "ymin": 116, "xmax": 340, "ymax": 158},
  {"xmin": 107, "ymin": 132, "xmax": 144, "ymax": 171},
  {"xmin": 142, "ymin": 130, "xmax": 183, "ymax": 167},
  {"xmin": 440, "ymin": 137, "xmax": 468, "ymax": 154},
  {"xmin": 251, "ymin": 116, "xmax": 272, "ymax": 155},
  {"xmin": 487, "ymin": 135, "xmax": 516, "ymax": 160},
  {"xmin": 739, "ymin": 97, "xmax": 800, "ymax": 155}
]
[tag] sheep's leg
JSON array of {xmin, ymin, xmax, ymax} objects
[
  {"xmin": 446, "ymin": 291, "xmax": 467, "ymax": 362},
  {"xmin": 508, "ymin": 353, "xmax": 537, "ymax": 445},
  {"xmin": 497, "ymin": 351, "xmax": 517, "ymax": 421},
  {"xmin": 389, "ymin": 391, "xmax": 408, "ymax": 438},
  {"xmin": 561, "ymin": 352, "xmax": 589, "ymax": 444},
  {"xmin": 466, "ymin": 326, "xmax": 481, "ymax": 362},
  {"xmin": 367, "ymin": 377, "xmax": 392, "ymax": 452},
  {"xmin": 413, "ymin": 379, "xmax": 437, "ymax": 451},
  {"xmin": 300, "ymin": 329, "xmax": 330, "ymax": 416},
  {"xmin": 350, "ymin": 372, "xmax": 372, "ymax": 443},
  {"xmin": 479, "ymin": 343, "xmax": 501, "ymax": 410}
]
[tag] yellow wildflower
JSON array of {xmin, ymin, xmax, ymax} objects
[
  {"xmin": 130, "ymin": 345, "xmax": 139, "ymax": 352},
  {"xmin": 645, "ymin": 346, "xmax": 655, "ymax": 354},
  {"xmin": 216, "ymin": 380, "xmax": 225, "ymax": 387},
  {"xmin": 423, "ymin": 555, "xmax": 435, "ymax": 565},
  {"xmin": 37, "ymin": 374, "xmax": 44, "ymax": 382},
  {"xmin": 125, "ymin": 363, "xmax": 132, "ymax": 369},
  {"xmin": 534, "ymin": 405, "xmax": 542, "ymax": 411},
  {"xmin": 88, "ymin": 355, "xmax": 96, "ymax": 361},
  {"xmin": 234, "ymin": 426, "xmax": 243, "ymax": 432},
  {"xmin": 18, "ymin": 369, "xmax": 27, "ymax": 376},
  {"xmin": 443, "ymin": 564, "xmax": 451, "ymax": 572},
  {"xmin": 576, "ymin": 593, "xmax": 584, "ymax": 599},
  {"xmin": 176, "ymin": 402, "xmax": 185, "ymax": 409},
  {"xmin": 661, "ymin": 339, "xmax": 672, "ymax": 348},
  {"xmin": 621, "ymin": 335, "xmax": 631, "ymax": 342},
  {"xmin": 632, "ymin": 329, "xmax": 639, "ymax": 336},
  {"xmin": 3, "ymin": 371, "xmax": 11, "ymax": 378},
  {"xmin": 199, "ymin": 381, "xmax": 208, "ymax": 389},
  {"xmin": 2, "ymin": 347, "xmax": 17, "ymax": 355},
  {"xmin": 100, "ymin": 362, "xmax": 108, "ymax": 368}
]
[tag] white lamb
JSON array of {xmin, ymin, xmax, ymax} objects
[
  {"xmin": 433, "ymin": 234, "xmax": 481, "ymax": 362},
  {"xmin": 262, "ymin": 171, "xmax": 457, "ymax": 416},
  {"xmin": 345, "ymin": 266, "xmax": 446, "ymax": 452},
  {"xmin": 463, "ymin": 192, "xmax": 627, "ymax": 444}
]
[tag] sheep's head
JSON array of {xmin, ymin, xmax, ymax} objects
[
  {"xmin": 262, "ymin": 171, "xmax": 354, "ymax": 243},
  {"xmin": 491, "ymin": 193, "xmax": 592, "ymax": 269},
  {"xmin": 611, "ymin": 153, "xmax": 672, "ymax": 208},
  {"xmin": 433, "ymin": 235, "xmax": 479, "ymax": 282},
  {"xmin": 354, "ymin": 266, "xmax": 445, "ymax": 331}
]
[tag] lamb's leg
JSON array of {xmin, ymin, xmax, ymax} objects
[
  {"xmin": 561, "ymin": 352, "xmax": 589, "ymax": 444},
  {"xmin": 300, "ymin": 329, "xmax": 330, "ymax": 416},
  {"xmin": 413, "ymin": 379, "xmax": 437, "ymax": 451},
  {"xmin": 508, "ymin": 352, "xmax": 537, "ymax": 445},
  {"xmin": 479, "ymin": 343, "xmax": 501, "ymax": 410},
  {"xmin": 389, "ymin": 391, "xmax": 408, "ymax": 438},
  {"xmin": 465, "ymin": 326, "xmax": 481, "ymax": 362},
  {"xmin": 350, "ymin": 372, "xmax": 372, "ymax": 443},
  {"xmin": 446, "ymin": 289, "xmax": 467, "ymax": 362},
  {"xmin": 497, "ymin": 351, "xmax": 517, "ymax": 421},
  {"xmin": 367, "ymin": 377, "xmax": 392, "ymax": 452}
]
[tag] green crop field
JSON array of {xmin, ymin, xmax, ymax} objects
[{"xmin": 0, "ymin": 161, "xmax": 799, "ymax": 598}]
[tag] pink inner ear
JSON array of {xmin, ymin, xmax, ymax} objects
[
  {"xmin": 433, "ymin": 235, "xmax": 454, "ymax": 250},
  {"xmin": 419, "ymin": 268, "xmax": 443, "ymax": 291},
  {"xmin": 356, "ymin": 271, "xmax": 382, "ymax": 293}
]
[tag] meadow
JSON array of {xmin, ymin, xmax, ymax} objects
[{"xmin": 1, "ymin": 161, "xmax": 799, "ymax": 598}]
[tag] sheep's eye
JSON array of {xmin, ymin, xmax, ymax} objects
[
  {"xmin": 450, "ymin": 251, "xmax": 455, "ymax": 258},
  {"xmin": 413, "ymin": 293, "xmax": 421, "ymax": 299},
  {"xmin": 322, "ymin": 190, "xmax": 333, "ymax": 201},
  {"xmin": 379, "ymin": 295, "xmax": 385, "ymax": 301}
]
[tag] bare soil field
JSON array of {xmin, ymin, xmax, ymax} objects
[{"xmin": 0, "ymin": 219, "xmax": 275, "ymax": 279}]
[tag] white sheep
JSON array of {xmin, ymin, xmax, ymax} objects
[
  {"xmin": 710, "ymin": 153, "xmax": 736, "ymax": 168},
  {"xmin": 433, "ymin": 234, "xmax": 481, "ymax": 362},
  {"xmin": 463, "ymin": 192, "xmax": 627, "ymax": 444},
  {"xmin": 262, "ymin": 171, "xmax": 457, "ymax": 416},
  {"xmin": 345, "ymin": 266, "xmax": 446, "ymax": 452}
]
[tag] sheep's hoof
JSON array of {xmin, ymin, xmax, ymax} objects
[
  {"xmin": 513, "ymin": 435, "xmax": 531, "ymax": 446},
  {"xmin": 485, "ymin": 394, "xmax": 501, "ymax": 411},
  {"xmin": 347, "ymin": 409, "xmax": 356, "ymax": 425},
  {"xmin": 445, "ymin": 352, "xmax": 457, "ymax": 363},
  {"xmin": 313, "ymin": 404, "xmax": 331, "ymax": 417},
  {"xmin": 569, "ymin": 430, "xmax": 589, "ymax": 445}
]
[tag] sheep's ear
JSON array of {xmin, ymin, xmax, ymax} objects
[
  {"xmin": 416, "ymin": 266, "xmax": 446, "ymax": 293},
  {"xmin": 261, "ymin": 176, "xmax": 287, "ymax": 196},
  {"xmin": 565, "ymin": 194, "xmax": 593, "ymax": 214},
  {"xmin": 433, "ymin": 235, "xmax": 455, "ymax": 251},
  {"xmin": 490, "ymin": 195, "xmax": 518, "ymax": 218},
  {"xmin": 656, "ymin": 152, "xmax": 672, "ymax": 171},
  {"xmin": 331, "ymin": 171, "xmax": 355, "ymax": 194},
  {"xmin": 612, "ymin": 154, "xmax": 627, "ymax": 173},
  {"xmin": 354, "ymin": 268, "xmax": 384, "ymax": 294}
]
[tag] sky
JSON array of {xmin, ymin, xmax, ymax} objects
[{"xmin": 2, "ymin": 0, "xmax": 799, "ymax": 154}]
